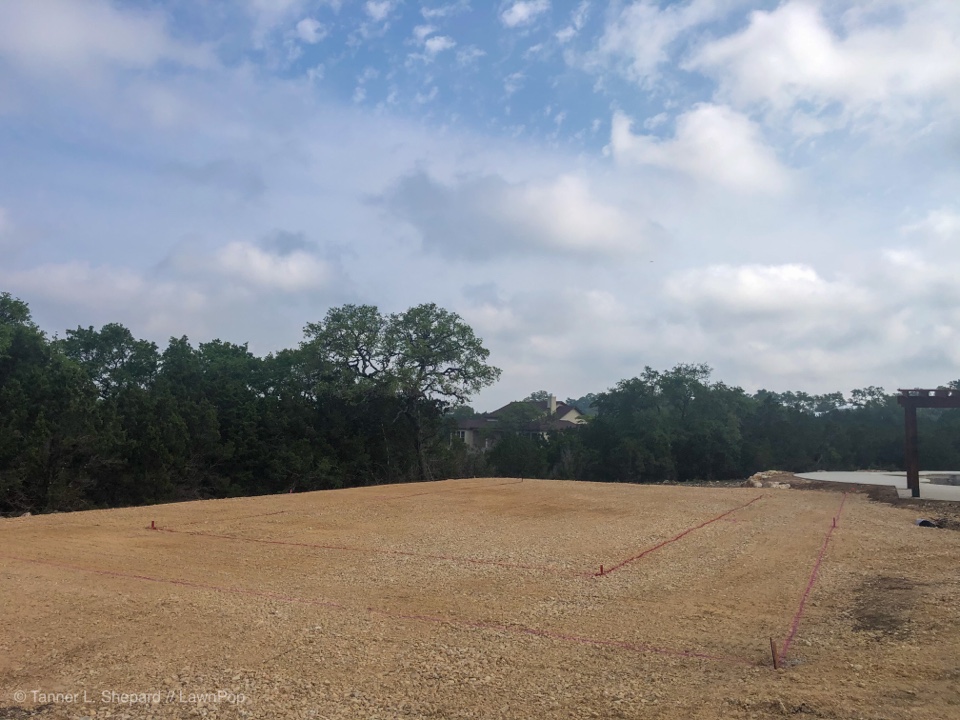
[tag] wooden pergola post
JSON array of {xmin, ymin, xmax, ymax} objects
[
  {"xmin": 902, "ymin": 400, "xmax": 920, "ymax": 498},
  {"xmin": 897, "ymin": 388, "xmax": 960, "ymax": 499}
]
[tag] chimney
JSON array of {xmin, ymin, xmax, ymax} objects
[{"xmin": 548, "ymin": 394, "xmax": 556, "ymax": 415}]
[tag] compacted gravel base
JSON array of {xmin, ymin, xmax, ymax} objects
[{"xmin": 1, "ymin": 478, "xmax": 958, "ymax": 719}]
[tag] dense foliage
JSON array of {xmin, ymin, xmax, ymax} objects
[
  {"xmin": 485, "ymin": 364, "xmax": 960, "ymax": 482},
  {"xmin": 3, "ymin": 292, "xmax": 958, "ymax": 515},
  {"xmin": 0, "ymin": 293, "xmax": 497, "ymax": 515}
]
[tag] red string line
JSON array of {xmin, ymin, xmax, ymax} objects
[
  {"xmin": 778, "ymin": 492, "xmax": 848, "ymax": 665},
  {"xmin": 593, "ymin": 494, "xmax": 766, "ymax": 577},
  {"xmin": 179, "ymin": 510, "xmax": 289, "ymax": 528},
  {"xmin": 1, "ymin": 553, "xmax": 752, "ymax": 667},
  {"xmin": 381, "ymin": 477, "xmax": 524, "ymax": 502},
  {"xmin": 153, "ymin": 526, "xmax": 566, "ymax": 574}
]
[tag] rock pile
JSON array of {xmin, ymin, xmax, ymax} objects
[{"xmin": 742, "ymin": 470, "xmax": 796, "ymax": 489}]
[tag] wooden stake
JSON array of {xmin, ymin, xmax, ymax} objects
[
  {"xmin": 150, "ymin": 520, "xmax": 156, "ymax": 530},
  {"xmin": 770, "ymin": 638, "xmax": 780, "ymax": 669},
  {"xmin": 599, "ymin": 565, "xmax": 604, "ymax": 576}
]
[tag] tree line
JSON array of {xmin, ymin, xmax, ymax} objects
[
  {"xmin": 3, "ymin": 291, "xmax": 957, "ymax": 515},
  {"xmin": 0, "ymin": 292, "xmax": 497, "ymax": 515},
  {"xmin": 482, "ymin": 365, "xmax": 960, "ymax": 481}
]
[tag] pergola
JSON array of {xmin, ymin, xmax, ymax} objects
[{"xmin": 896, "ymin": 388, "xmax": 960, "ymax": 498}]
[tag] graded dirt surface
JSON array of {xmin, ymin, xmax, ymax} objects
[{"xmin": 1, "ymin": 479, "xmax": 958, "ymax": 720}]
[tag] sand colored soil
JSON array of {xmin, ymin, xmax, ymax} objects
[{"xmin": 1, "ymin": 478, "xmax": 958, "ymax": 719}]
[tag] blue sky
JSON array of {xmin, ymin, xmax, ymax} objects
[{"xmin": 1, "ymin": 0, "xmax": 959, "ymax": 410}]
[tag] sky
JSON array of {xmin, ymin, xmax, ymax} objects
[{"xmin": 1, "ymin": 0, "xmax": 959, "ymax": 411}]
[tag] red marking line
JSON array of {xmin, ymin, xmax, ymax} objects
[
  {"xmin": 0, "ymin": 554, "xmax": 344, "ymax": 610},
  {"xmin": 175, "ymin": 480, "xmax": 521, "ymax": 527},
  {"xmin": 154, "ymin": 526, "xmax": 564, "ymax": 574},
  {"xmin": 368, "ymin": 608, "xmax": 751, "ymax": 665},
  {"xmin": 382, "ymin": 477, "xmax": 523, "ymax": 502},
  {"xmin": 778, "ymin": 493, "xmax": 848, "ymax": 665},
  {"xmin": 594, "ymin": 495, "xmax": 765, "ymax": 577},
  {"xmin": 170, "ymin": 480, "xmax": 519, "ymax": 529},
  {"xmin": 0, "ymin": 553, "xmax": 750, "ymax": 667},
  {"xmin": 179, "ymin": 510, "xmax": 289, "ymax": 528}
]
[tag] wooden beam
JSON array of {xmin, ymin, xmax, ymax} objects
[
  {"xmin": 903, "ymin": 403, "xmax": 920, "ymax": 498},
  {"xmin": 897, "ymin": 395, "xmax": 960, "ymax": 410}
]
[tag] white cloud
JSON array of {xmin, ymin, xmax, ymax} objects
[
  {"xmin": 556, "ymin": 1, "xmax": 590, "ymax": 44},
  {"xmin": 660, "ymin": 263, "xmax": 872, "ymax": 383},
  {"xmin": 657, "ymin": 247, "xmax": 960, "ymax": 391},
  {"xmin": 500, "ymin": 0, "xmax": 551, "ymax": 29},
  {"xmin": 457, "ymin": 46, "xmax": 486, "ymax": 65},
  {"xmin": 591, "ymin": 0, "xmax": 735, "ymax": 84},
  {"xmin": 247, "ymin": 0, "xmax": 340, "ymax": 42},
  {"xmin": 687, "ymin": 0, "xmax": 960, "ymax": 131},
  {"xmin": 902, "ymin": 208, "xmax": 960, "ymax": 245},
  {"xmin": 161, "ymin": 232, "xmax": 344, "ymax": 294},
  {"xmin": 379, "ymin": 171, "xmax": 649, "ymax": 260},
  {"xmin": 666, "ymin": 263, "xmax": 867, "ymax": 320},
  {"xmin": 350, "ymin": 66, "xmax": 379, "ymax": 98},
  {"xmin": 0, "ymin": 254, "xmax": 345, "ymax": 353},
  {"xmin": 414, "ymin": 86, "xmax": 439, "ymax": 104},
  {"xmin": 504, "ymin": 72, "xmax": 525, "ymax": 95},
  {"xmin": 0, "ymin": 229, "xmax": 348, "ymax": 348},
  {"xmin": 413, "ymin": 25, "xmax": 437, "ymax": 42},
  {"xmin": 514, "ymin": 175, "xmax": 642, "ymax": 254},
  {"xmin": 421, "ymin": 1, "xmax": 471, "ymax": 20},
  {"xmin": 213, "ymin": 241, "xmax": 332, "ymax": 292},
  {"xmin": 462, "ymin": 236, "xmax": 960, "ymax": 405},
  {"xmin": 643, "ymin": 112, "xmax": 668, "ymax": 130},
  {"xmin": 247, "ymin": 0, "xmax": 306, "ymax": 29},
  {"xmin": 610, "ymin": 104, "xmax": 790, "ymax": 194},
  {"xmin": 460, "ymin": 283, "xmax": 652, "ymax": 403},
  {"xmin": 365, "ymin": 0, "xmax": 396, "ymax": 22},
  {"xmin": 0, "ymin": 0, "xmax": 212, "ymax": 76},
  {"xmin": 0, "ymin": 261, "xmax": 211, "ymax": 340},
  {"xmin": 424, "ymin": 35, "xmax": 456, "ymax": 56},
  {"xmin": 19, "ymin": 263, "xmax": 199, "ymax": 310},
  {"xmin": 523, "ymin": 43, "xmax": 546, "ymax": 59},
  {"xmin": 295, "ymin": 18, "xmax": 328, "ymax": 43},
  {"xmin": 4, "ymin": 0, "xmax": 960, "ymax": 411},
  {"xmin": 408, "ymin": 26, "xmax": 456, "ymax": 61}
]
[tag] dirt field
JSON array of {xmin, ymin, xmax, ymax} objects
[{"xmin": 1, "ymin": 479, "xmax": 958, "ymax": 720}]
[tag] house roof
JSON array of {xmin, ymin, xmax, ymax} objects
[
  {"xmin": 454, "ymin": 398, "xmax": 585, "ymax": 431},
  {"xmin": 489, "ymin": 399, "xmax": 583, "ymax": 417}
]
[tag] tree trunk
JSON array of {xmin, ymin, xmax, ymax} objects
[{"xmin": 414, "ymin": 404, "xmax": 429, "ymax": 482}]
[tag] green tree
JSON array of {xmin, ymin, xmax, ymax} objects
[
  {"xmin": 59, "ymin": 323, "xmax": 159, "ymax": 398},
  {"xmin": 523, "ymin": 390, "xmax": 551, "ymax": 402},
  {"xmin": 447, "ymin": 405, "xmax": 478, "ymax": 420},
  {"xmin": 488, "ymin": 434, "xmax": 547, "ymax": 478},
  {"xmin": 0, "ymin": 292, "xmax": 35, "ymax": 329},
  {"xmin": 0, "ymin": 297, "xmax": 97, "ymax": 513},
  {"xmin": 302, "ymin": 303, "xmax": 500, "ymax": 481},
  {"xmin": 565, "ymin": 392, "xmax": 599, "ymax": 415}
]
